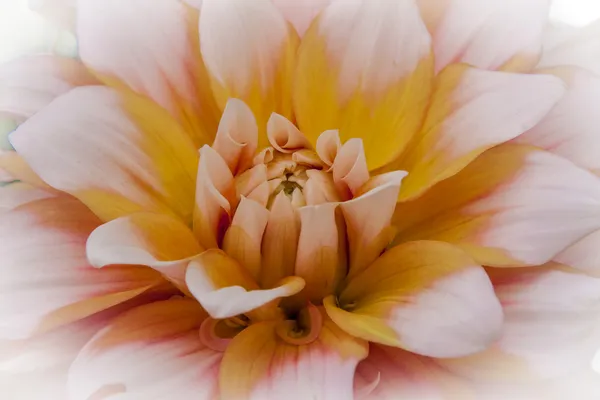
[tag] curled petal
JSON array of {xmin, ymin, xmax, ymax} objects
[
  {"xmin": 267, "ymin": 113, "xmax": 311, "ymax": 153},
  {"xmin": 332, "ymin": 138, "xmax": 370, "ymax": 199},
  {"xmin": 315, "ymin": 129, "xmax": 341, "ymax": 168},
  {"xmin": 303, "ymin": 170, "xmax": 341, "ymax": 205}
]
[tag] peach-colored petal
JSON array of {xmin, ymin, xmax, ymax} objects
[
  {"xmin": 341, "ymin": 171, "xmax": 406, "ymax": 278},
  {"xmin": 259, "ymin": 192, "xmax": 300, "ymax": 288},
  {"xmin": 11, "ymin": 86, "xmax": 199, "ymax": 223},
  {"xmin": 294, "ymin": 0, "xmax": 433, "ymax": 170},
  {"xmin": 219, "ymin": 310, "xmax": 368, "ymax": 400},
  {"xmin": 295, "ymin": 203, "xmax": 345, "ymax": 303},
  {"xmin": 0, "ymin": 150, "xmax": 52, "ymax": 190},
  {"xmin": 200, "ymin": 0, "xmax": 297, "ymax": 146},
  {"xmin": 77, "ymin": 0, "xmax": 219, "ymax": 145},
  {"xmin": 420, "ymin": 0, "xmax": 550, "ymax": 73},
  {"xmin": 212, "ymin": 98, "xmax": 259, "ymax": 175},
  {"xmin": 87, "ymin": 212, "xmax": 203, "ymax": 290},
  {"xmin": 222, "ymin": 197, "xmax": 270, "ymax": 280},
  {"xmin": 325, "ymin": 241, "xmax": 503, "ymax": 358},
  {"xmin": 303, "ymin": 169, "xmax": 341, "ymax": 205},
  {"xmin": 235, "ymin": 164, "xmax": 268, "ymax": 198},
  {"xmin": 0, "ymin": 55, "xmax": 97, "ymax": 122},
  {"xmin": 332, "ymin": 138, "xmax": 370, "ymax": 200},
  {"xmin": 271, "ymin": 0, "xmax": 331, "ymax": 37},
  {"xmin": 194, "ymin": 145, "xmax": 237, "ymax": 249},
  {"xmin": 267, "ymin": 112, "xmax": 311, "ymax": 153},
  {"xmin": 68, "ymin": 299, "xmax": 222, "ymax": 400},
  {"xmin": 292, "ymin": 149, "xmax": 324, "ymax": 169},
  {"xmin": 393, "ymin": 144, "xmax": 600, "ymax": 267},
  {"xmin": 0, "ymin": 195, "xmax": 161, "ymax": 339},
  {"xmin": 516, "ymin": 67, "xmax": 600, "ymax": 174},
  {"xmin": 186, "ymin": 249, "xmax": 304, "ymax": 320},
  {"xmin": 315, "ymin": 129, "xmax": 341, "ymax": 168},
  {"xmin": 396, "ymin": 64, "xmax": 565, "ymax": 201},
  {"xmin": 554, "ymin": 229, "xmax": 600, "ymax": 276}
]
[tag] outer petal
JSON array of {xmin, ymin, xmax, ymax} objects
[
  {"xmin": 219, "ymin": 311, "xmax": 368, "ymax": 400},
  {"xmin": 0, "ymin": 150, "xmax": 52, "ymax": 190},
  {"xmin": 271, "ymin": 0, "xmax": 331, "ymax": 37},
  {"xmin": 77, "ymin": 0, "xmax": 219, "ymax": 145},
  {"xmin": 68, "ymin": 299, "xmax": 222, "ymax": 400},
  {"xmin": 393, "ymin": 144, "xmax": 600, "ymax": 267},
  {"xmin": 420, "ymin": 0, "xmax": 550, "ymax": 73},
  {"xmin": 515, "ymin": 67, "xmax": 600, "ymax": 174},
  {"xmin": 0, "ymin": 195, "xmax": 161, "ymax": 339},
  {"xmin": 87, "ymin": 212, "xmax": 203, "ymax": 289},
  {"xmin": 200, "ymin": 0, "xmax": 297, "ymax": 146},
  {"xmin": 11, "ymin": 86, "xmax": 199, "ymax": 223},
  {"xmin": 185, "ymin": 249, "xmax": 305, "ymax": 320},
  {"xmin": 294, "ymin": 0, "xmax": 434, "ymax": 170},
  {"xmin": 0, "ymin": 182, "xmax": 53, "ymax": 214},
  {"xmin": 324, "ymin": 241, "xmax": 503, "ymax": 358},
  {"xmin": 396, "ymin": 64, "xmax": 565, "ymax": 201},
  {"xmin": 554, "ymin": 229, "xmax": 600, "ymax": 276}
]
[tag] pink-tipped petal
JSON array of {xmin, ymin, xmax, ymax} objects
[
  {"xmin": 267, "ymin": 113, "xmax": 311, "ymax": 153},
  {"xmin": 271, "ymin": 0, "xmax": 331, "ymax": 37},
  {"xmin": 332, "ymin": 138, "xmax": 370, "ymax": 199},
  {"xmin": 10, "ymin": 86, "xmax": 199, "ymax": 223}
]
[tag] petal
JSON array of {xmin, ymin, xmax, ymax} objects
[
  {"xmin": 271, "ymin": 0, "xmax": 331, "ymax": 37},
  {"xmin": 332, "ymin": 138, "xmax": 370, "ymax": 199},
  {"xmin": 185, "ymin": 249, "xmax": 304, "ymax": 320},
  {"xmin": 87, "ymin": 212, "xmax": 203, "ymax": 289},
  {"xmin": 393, "ymin": 144, "xmax": 600, "ymax": 266},
  {"xmin": 11, "ymin": 86, "xmax": 199, "ymax": 223},
  {"xmin": 29, "ymin": 0, "xmax": 77, "ymax": 31},
  {"xmin": 0, "ymin": 55, "xmax": 97, "ymax": 122},
  {"xmin": 315, "ymin": 129, "xmax": 341, "ymax": 168},
  {"xmin": 235, "ymin": 164, "xmax": 268, "ymax": 198},
  {"xmin": 515, "ymin": 67, "xmax": 600, "ymax": 174},
  {"xmin": 0, "ymin": 182, "xmax": 54, "ymax": 214},
  {"xmin": 341, "ymin": 171, "xmax": 406, "ymax": 278},
  {"xmin": 212, "ymin": 98, "xmax": 259, "ymax": 175},
  {"xmin": 295, "ymin": 203, "xmax": 346, "ymax": 303},
  {"xmin": 68, "ymin": 299, "xmax": 222, "ymax": 400},
  {"xmin": 396, "ymin": 64, "xmax": 565, "ymax": 201},
  {"xmin": 324, "ymin": 241, "xmax": 503, "ymax": 358},
  {"xmin": 0, "ymin": 195, "xmax": 161, "ymax": 339},
  {"xmin": 267, "ymin": 112, "xmax": 311, "ymax": 153},
  {"xmin": 294, "ymin": 0, "xmax": 433, "ymax": 170},
  {"xmin": 259, "ymin": 192, "xmax": 300, "ymax": 288},
  {"xmin": 303, "ymin": 169, "xmax": 341, "ymax": 205},
  {"xmin": 194, "ymin": 145, "xmax": 237, "ymax": 248},
  {"xmin": 222, "ymin": 197, "xmax": 270, "ymax": 281},
  {"xmin": 77, "ymin": 0, "xmax": 219, "ymax": 145},
  {"xmin": 0, "ymin": 150, "xmax": 52, "ymax": 190},
  {"xmin": 219, "ymin": 310, "xmax": 368, "ymax": 400},
  {"xmin": 421, "ymin": 0, "xmax": 550, "ymax": 73},
  {"xmin": 554, "ymin": 229, "xmax": 600, "ymax": 276},
  {"xmin": 200, "ymin": 0, "xmax": 298, "ymax": 146}
]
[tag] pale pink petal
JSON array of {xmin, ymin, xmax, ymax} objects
[
  {"xmin": 0, "ymin": 151, "xmax": 52, "ymax": 190},
  {"xmin": 77, "ymin": 0, "xmax": 219, "ymax": 145},
  {"xmin": 212, "ymin": 98, "xmax": 258, "ymax": 175},
  {"xmin": 186, "ymin": 249, "xmax": 304, "ymax": 320},
  {"xmin": 422, "ymin": 0, "xmax": 551, "ymax": 73},
  {"xmin": 0, "ymin": 182, "xmax": 54, "ymax": 214},
  {"xmin": 222, "ymin": 197, "xmax": 270, "ymax": 280},
  {"xmin": 0, "ymin": 195, "xmax": 161, "ymax": 339},
  {"xmin": 271, "ymin": 0, "xmax": 331, "ymax": 37},
  {"xmin": 315, "ymin": 129, "xmax": 341, "ymax": 168},
  {"xmin": 332, "ymin": 138, "xmax": 369, "ymax": 199},
  {"xmin": 554, "ymin": 229, "xmax": 600, "ymax": 275},
  {"xmin": 29, "ymin": 0, "xmax": 77, "ymax": 31},
  {"xmin": 10, "ymin": 86, "xmax": 199, "ymax": 223},
  {"xmin": 267, "ymin": 112, "xmax": 311, "ymax": 153},
  {"xmin": 68, "ymin": 299, "xmax": 222, "ymax": 400}
]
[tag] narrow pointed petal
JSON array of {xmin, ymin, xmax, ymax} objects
[
  {"xmin": 294, "ymin": 0, "xmax": 433, "ymax": 170},
  {"xmin": 341, "ymin": 171, "xmax": 406, "ymax": 278},
  {"xmin": 219, "ymin": 311, "xmax": 368, "ymax": 400},
  {"xmin": 325, "ymin": 241, "xmax": 503, "ymax": 358},
  {"xmin": 11, "ymin": 87, "xmax": 199, "ymax": 223},
  {"xmin": 87, "ymin": 212, "xmax": 203, "ymax": 289},
  {"xmin": 397, "ymin": 64, "xmax": 565, "ymax": 201},
  {"xmin": 516, "ymin": 67, "xmax": 600, "ymax": 174},
  {"xmin": 77, "ymin": 0, "xmax": 219, "ymax": 145},
  {"xmin": 68, "ymin": 299, "xmax": 222, "ymax": 400},
  {"xmin": 200, "ymin": 0, "xmax": 298, "ymax": 146},
  {"xmin": 393, "ymin": 144, "xmax": 600, "ymax": 267},
  {"xmin": 0, "ymin": 195, "xmax": 161, "ymax": 339},
  {"xmin": 332, "ymin": 138, "xmax": 369, "ymax": 199},
  {"xmin": 212, "ymin": 99, "xmax": 259, "ymax": 175},
  {"xmin": 267, "ymin": 113, "xmax": 311, "ymax": 153},
  {"xmin": 554, "ymin": 229, "xmax": 600, "ymax": 276},
  {"xmin": 271, "ymin": 0, "xmax": 331, "ymax": 37},
  {"xmin": 420, "ymin": 0, "xmax": 551, "ymax": 72},
  {"xmin": 186, "ymin": 249, "xmax": 304, "ymax": 320},
  {"xmin": 222, "ymin": 197, "xmax": 270, "ymax": 280}
]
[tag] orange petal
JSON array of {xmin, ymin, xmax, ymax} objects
[
  {"xmin": 86, "ymin": 212, "xmax": 203, "ymax": 290},
  {"xmin": 341, "ymin": 171, "xmax": 406, "ymax": 278},
  {"xmin": 396, "ymin": 64, "xmax": 565, "ymax": 201},
  {"xmin": 11, "ymin": 86, "xmax": 199, "ymax": 223},
  {"xmin": 324, "ymin": 241, "xmax": 503, "ymax": 358},
  {"xmin": 77, "ymin": 0, "xmax": 219, "ymax": 145},
  {"xmin": 0, "ymin": 195, "xmax": 161, "ymax": 339},
  {"xmin": 68, "ymin": 299, "xmax": 222, "ymax": 400},
  {"xmin": 185, "ymin": 249, "xmax": 304, "ymax": 320},
  {"xmin": 267, "ymin": 112, "xmax": 311, "ymax": 153},
  {"xmin": 212, "ymin": 98, "xmax": 259, "ymax": 175},
  {"xmin": 219, "ymin": 310, "xmax": 368, "ymax": 400},
  {"xmin": 393, "ymin": 144, "xmax": 600, "ymax": 267},
  {"xmin": 222, "ymin": 197, "xmax": 270, "ymax": 281},
  {"xmin": 294, "ymin": 0, "xmax": 433, "ymax": 170},
  {"xmin": 200, "ymin": 0, "xmax": 298, "ymax": 147},
  {"xmin": 332, "ymin": 138, "xmax": 369, "ymax": 199}
]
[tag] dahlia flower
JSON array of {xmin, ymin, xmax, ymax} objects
[{"xmin": 1, "ymin": 0, "xmax": 600, "ymax": 399}]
